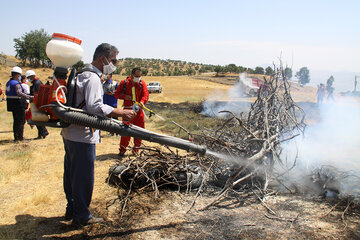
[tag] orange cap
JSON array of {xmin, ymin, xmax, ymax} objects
[{"xmin": 51, "ymin": 33, "xmax": 82, "ymax": 45}]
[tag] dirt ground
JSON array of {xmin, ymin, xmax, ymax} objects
[
  {"xmin": 1, "ymin": 186, "xmax": 359, "ymax": 239},
  {"xmin": 0, "ymin": 66, "xmax": 359, "ymax": 239}
]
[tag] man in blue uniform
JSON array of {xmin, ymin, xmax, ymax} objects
[
  {"xmin": 103, "ymin": 73, "xmax": 118, "ymax": 108},
  {"xmin": 103, "ymin": 73, "xmax": 119, "ymax": 136},
  {"xmin": 5, "ymin": 66, "xmax": 33, "ymax": 142}
]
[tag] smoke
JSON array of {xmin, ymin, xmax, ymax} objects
[
  {"xmin": 201, "ymin": 73, "xmax": 251, "ymax": 117},
  {"xmin": 281, "ymin": 97, "xmax": 360, "ymax": 198},
  {"xmin": 201, "ymin": 72, "xmax": 360, "ymax": 198}
]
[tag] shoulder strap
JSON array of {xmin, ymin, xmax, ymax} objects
[
  {"xmin": 76, "ymin": 67, "xmax": 99, "ymax": 76},
  {"xmin": 74, "ymin": 66, "xmax": 102, "ymax": 108},
  {"xmin": 139, "ymin": 79, "xmax": 143, "ymax": 90},
  {"xmin": 121, "ymin": 78, "xmax": 142, "ymax": 99},
  {"xmin": 122, "ymin": 79, "xmax": 127, "ymax": 95}
]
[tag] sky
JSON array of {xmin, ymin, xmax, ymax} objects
[{"xmin": 0, "ymin": 0, "xmax": 359, "ymax": 91}]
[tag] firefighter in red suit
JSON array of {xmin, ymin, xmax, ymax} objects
[{"xmin": 114, "ymin": 68, "xmax": 149, "ymax": 155}]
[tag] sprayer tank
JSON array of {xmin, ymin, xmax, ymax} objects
[{"xmin": 45, "ymin": 33, "xmax": 83, "ymax": 68}]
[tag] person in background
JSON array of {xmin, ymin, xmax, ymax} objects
[
  {"xmin": 61, "ymin": 43, "xmax": 136, "ymax": 227},
  {"xmin": 316, "ymin": 83, "xmax": 326, "ymax": 105},
  {"xmin": 0, "ymin": 83, "xmax": 4, "ymax": 101},
  {"xmin": 103, "ymin": 73, "xmax": 118, "ymax": 108},
  {"xmin": 21, "ymin": 75, "xmax": 30, "ymax": 105},
  {"xmin": 26, "ymin": 70, "xmax": 49, "ymax": 139},
  {"xmin": 326, "ymin": 84, "xmax": 336, "ymax": 102},
  {"xmin": 21, "ymin": 75, "xmax": 34, "ymax": 129},
  {"xmin": 5, "ymin": 67, "xmax": 33, "ymax": 142},
  {"xmin": 103, "ymin": 73, "xmax": 119, "ymax": 136},
  {"xmin": 114, "ymin": 67, "xmax": 149, "ymax": 156}
]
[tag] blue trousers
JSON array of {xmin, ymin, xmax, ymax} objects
[{"xmin": 63, "ymin": 138, "xmax": 95, "ymax": 222}]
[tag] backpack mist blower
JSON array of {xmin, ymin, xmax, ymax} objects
[{"xmin": 28, "ymin": 33, "xmax": 206, "ymax": 155}]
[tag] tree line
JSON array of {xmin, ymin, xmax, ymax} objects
[{"xmin": 13, "ymin": 29, "xmax": 311, "ymax": 86}]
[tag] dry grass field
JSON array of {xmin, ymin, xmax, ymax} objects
[{"xmin": 0, "ymin": 65, "xmax": 359, "ymax": 239}]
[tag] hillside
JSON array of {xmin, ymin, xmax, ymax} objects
[
  {"xmin": 116, "ymin": 58, "xmax": 214, "ymax": 76},
  {"xmin": 114, "ymin": 57, "xmax": 270, "ymax": 77},
  {"xmin": 0, "ymin": 53, "xmax": 277, "ymax": 80}
]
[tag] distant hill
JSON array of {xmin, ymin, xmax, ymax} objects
[
  {"xmin": 0, "ymin": 54, "xmax": 17, "ymax": 67},
  {"xmin": 0, "ymin": 54, "xmax": 275, "ymax": 80},
  {"xmin": 115, "ymin": 57, "xmax": 274, "ymax": 76},
  {"xmin": 116, "ymin": 58, "xmax": 216, "ymax": 76}
]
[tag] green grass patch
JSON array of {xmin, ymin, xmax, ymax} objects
[{"xmin": 147, "ymin": 101, "xmax": 222, "ymax": 139}]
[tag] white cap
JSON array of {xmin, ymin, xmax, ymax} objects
[
  {"xmin": 25, "ymin": 70, "xmax": 36, "ymax": 78},
  {"xmin": 11, "ymin": 66, "xmax": 22, "ymax": 74}
]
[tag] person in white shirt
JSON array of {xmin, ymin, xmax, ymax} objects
[
  {"xmin": 61, "ymin": 43, "xmax": 136, "ymax": 227},
  {"xmin": 21, "ymin": 75, "xmax": 30, "ymax": 107}
]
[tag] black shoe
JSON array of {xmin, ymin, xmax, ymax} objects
[{"xmin": 71, "ymin": 217, "xmax": 104, "ymax": 227}]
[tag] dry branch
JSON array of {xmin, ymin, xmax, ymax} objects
[{"xmin": 108, "ymin": 65, "xmax": 307, "ymax": 215}]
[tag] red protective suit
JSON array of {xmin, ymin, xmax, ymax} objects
[{"xmin": 114, "ymin": 77, "xmax": 149, "ymax": 153}]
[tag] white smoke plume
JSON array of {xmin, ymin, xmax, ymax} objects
[
  {"xmin": 201, "ymin": 73, "xmax": 251, "ymax": 117},
  {"xmin": 281, "ymin": 97, "xmax": 360, "ymax": 198}
]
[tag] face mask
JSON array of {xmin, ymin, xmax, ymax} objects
[
  {"xmin": 133, "ymin": 77, "xmax": 141, "ymax": 83},
  {"xmin": 103, "ymin": 57, "xmax": 117, "ymax": 75},
  {"xmin": 18, "ymin": 76, "xmax": 22, "ymax": 81}
]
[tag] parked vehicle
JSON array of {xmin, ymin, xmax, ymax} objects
[
  {"xmin": 238, "ymin": 75, "xmax": 264, "ymax": 97},
  {"xmin": 147, "ymin": 82, "xmax": 162, "ymax": 93}
]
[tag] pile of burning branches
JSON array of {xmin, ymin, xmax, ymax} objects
[
  {"xmin": 107, "ymin": 66, "xmax": 360, "ymax": 224},
  {"xmin": 108, "ymin": 66, "xmax": 307, "ymax": 208},
  {"xmin": 107, "ymin": 146, "xmax": 208, "ymax": 195},
  {"xmin": 189, "ymin": 66, "xmax": 307, "ymax": 206}
]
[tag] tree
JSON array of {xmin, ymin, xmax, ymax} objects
[
  {"xmin": 247, "ymin": 68, "xmax": 254, "ymax": 74},
  {"xmin": 186, "ymin": 67, "xmax": 196, "ymax": 75},
  {"xmin": 205, "ymin": 65, "xmax": 214, "ymax": 72},
  {"xmin": 295, "ymin": 67, "xmax": 310, "ymax": 86},
  {"xmin": 254, "ymin": 66, "xmax": 264, "ymax": 74},
  {"xmin": 214, "ymin": 65, "xmax": 225, "ymax": 76},
  {"xmin": 125, "ymin": 67, "xmax": 132, "ymax": 76},
  {"xmin": 237, "ymin": 66, "xmax": 246, "ymax": 73},
  {"xmin": 142, "ymin": 68, "xmax": 149, "ymax": 76},
  {"xmin": 13, "ymin": 29, "xmax": 51, "ymax": 67},
  {"xmin": 199, "ymin": 66, "xmax": 206, "ymax": 73},
  {"xmin": 72, "ymin": 60, "xmax": 85, "ymax": 71},
  {"xmin": 226, "ymin": 64, "xmax": 238, "ymax": 73},
  {"xmin": 284, "ymin": 67, "xmax": 292, "ymax": 80},
  {"xmin": 265, "ymin": 66, "xmax": 274, "ymax": 75},
  {"xmin": 113, "ymin": 66, "xmax": 122, "ymax": 74}
]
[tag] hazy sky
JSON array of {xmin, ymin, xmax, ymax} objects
[{"xmin": 0, "ymin": 0, "xmax": 359, "ymax": 90}]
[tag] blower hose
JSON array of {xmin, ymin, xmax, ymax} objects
[{"xmin": 51, "ymin": 103, "xmax": 206, "ymax": 155}]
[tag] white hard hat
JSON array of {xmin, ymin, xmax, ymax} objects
[
  {"xmin": 11, "ymin": 66, "xmax": 22, "ymax": 74},
  {"xmin": 25, "ymin": 70, "xmax": 36, "ymax": 78}
]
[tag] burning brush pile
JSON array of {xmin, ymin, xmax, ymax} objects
[{"xmin": 108, "ymin": 67, "xmax": 359, "ymax": 214}]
